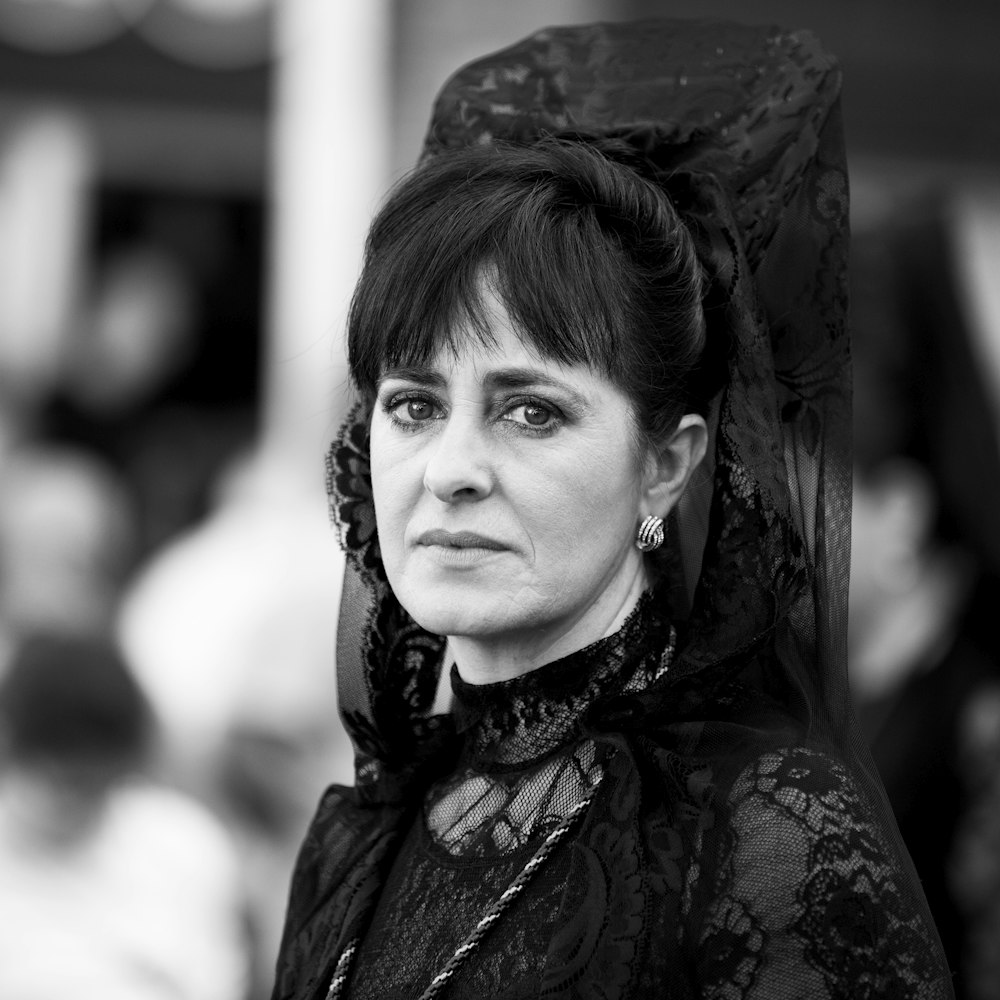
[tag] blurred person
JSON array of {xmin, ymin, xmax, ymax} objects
[
  {"xmin": 117, "ymin": 449, "xmax": 351, "ymax": 999},
  {"xmin": 850, "ymin": 199, "xmax": 1000, "ymax": 999},
  {"xmin": 59, "ymin": 242, "xmax": 198, "ymax": 416},
  {"xmin": 0, "ymin": 630, "xmax": 249, "ymax": 1000},
  {"xmin": 273, "ymin": 21, "xmax": 951, "ymax": 999},
  {"xmin": 42, "ymin": 236, "xmax": 256, "ymax": 561},
  {"xmin": 0, "ymin": 444, "xmax": 135, "ymax": 647}
]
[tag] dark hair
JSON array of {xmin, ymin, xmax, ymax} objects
[
  {"xmin": 347, "ymin": 137, "xmax": 717, "ymax": 447},
  {"xmin": 0, "ymin": 632, "xmax": 153, "ymax": 770}
]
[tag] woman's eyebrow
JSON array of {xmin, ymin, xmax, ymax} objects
[
  {"xmin": 377, "ymin": 365, "xmax": 447, "ymax": 388},
  {"xmin": 485, "ymin": 368, "xmax": 589, "ymax": 409}
]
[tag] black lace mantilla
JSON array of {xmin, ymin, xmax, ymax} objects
[{"xmin": 273, "ymin": 18, "xmax": 954, "ymax": 1000}]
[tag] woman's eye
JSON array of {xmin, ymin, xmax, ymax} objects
[
  {"xmin": 522, "ymin": 404, "xmax": 551, "ymax": 426},
  {"xmin": 403, "ymin": 399, "xmax": 434, "ymax": 421},
  {"xmin": 504, "ymin": 401, "xmax": 558, "ymax": 430},
  {"xmin": 382, "ymin": 393, "xmax": 441, "ymax": 426}
]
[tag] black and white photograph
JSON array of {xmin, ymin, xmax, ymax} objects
[{"xmin": 0, "ymin": 3, "xmax": 996, "ymax": 998}]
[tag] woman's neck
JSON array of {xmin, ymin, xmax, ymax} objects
[{"xmin": 450, "ymin": 560, "xmax": 650, "ymax": 685}]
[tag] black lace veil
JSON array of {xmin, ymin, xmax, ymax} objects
[{"xmin": 319, "ymin": 19, "xmax": 950, "ymax": 996}]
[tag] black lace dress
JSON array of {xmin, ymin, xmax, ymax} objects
[
  {"xmin": 272, "ymin": 19, "xmax": 953, "ymax": 1000},
  {"xmin": 275, "ymin": 587, "xmax": 948, "ymax": 998}
]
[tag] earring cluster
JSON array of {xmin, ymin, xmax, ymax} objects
[{"xmin": 635, "ymin": 514, "xmax": 665, "ymax": 552}]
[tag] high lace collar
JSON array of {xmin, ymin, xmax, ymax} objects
[{"xmin": 449, "ymin": 587, "xmax": 676, "ymax": 770}]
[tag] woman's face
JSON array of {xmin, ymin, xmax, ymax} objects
[{"xmin": 369, "ymin": 291, "xmax": 655, "ymax": 675}]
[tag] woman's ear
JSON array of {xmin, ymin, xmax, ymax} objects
[{"xmin": 641, "ymin": 414, "xmax": 708, "ymax": 518}]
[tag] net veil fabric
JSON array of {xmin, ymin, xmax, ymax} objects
[{"xmin": 272, "ymin": 19, "xmax": 954, "ymax": 1000}]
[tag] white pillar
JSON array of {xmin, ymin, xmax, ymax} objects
[
  {"xmin": 953, "ymin": 188, "xmax": 1000, "ymax": 431},
  {"xmin": 0, "ymin": 112, "xmax": 93, "ymax": 407},
  {"xmin": 263, "ymin": 0, "xmax": 392, "ymax": 489}
]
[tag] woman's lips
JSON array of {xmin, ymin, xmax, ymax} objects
[{"xmin": 416, "ymin": 529, "xmax": 508, "ymax": 551}]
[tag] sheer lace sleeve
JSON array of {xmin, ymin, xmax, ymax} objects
[{"xmin": 693, "ymin": 747, "xmax": 953, "ymax": 998}]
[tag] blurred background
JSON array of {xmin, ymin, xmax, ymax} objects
[{"xmin": 0, "ymin": 1, "xmax": 997, "ymax": 998}]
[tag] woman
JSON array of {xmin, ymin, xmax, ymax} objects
[{"xmin": 273, "ymin": 20, "xmax": 953, "ymax": 999}]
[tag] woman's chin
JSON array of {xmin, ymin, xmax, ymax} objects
[
  {"xmin": 393, "ymin": 581, "xmax": 530, "ymax": 642},
  {"xmin": 388, "ymin": 557, "xmax": 527, "ymax": 638},
  {"xmin": 399, "ymin": 596, "xmax": 494, "ymax": 640}
]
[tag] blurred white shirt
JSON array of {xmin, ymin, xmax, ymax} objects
[{"xmin": 0, "ymin": 779, "xmax": 248, "ymax": 1000}]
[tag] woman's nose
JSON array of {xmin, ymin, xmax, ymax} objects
[{"xmin": 422, "ymin": 415, "xmax": 494, "ymax": 503}]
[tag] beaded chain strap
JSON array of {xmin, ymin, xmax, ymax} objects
[{"xmin": 325, "ymin": 786, "xmax": 600, "ymax": 1000}]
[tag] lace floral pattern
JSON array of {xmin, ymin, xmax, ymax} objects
[
  {"xmin": 325, "ymin": 411, "xmax": 380, "ymax": 583},
  {"xmin": 275, "ymin": 600, "xmax": 952, "ymax": 999},
  {"xmin": 696, "ymin": 749, "xmax": 945, "ymax": 998}
]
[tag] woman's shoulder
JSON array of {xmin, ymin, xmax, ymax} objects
[
  {"xmin": 726, "ymin": 742, "xmax": 870, "ymax": 813},
  {"xmin": 273, "ymin": 783, "xmax": 412, "ymax": 997},
  {"xmin": 712, "ymin": 743, "xmax": 912, "ymax": 899},
  {"xmin": 700, "ymin": 741, "xmax": 907, "ymax": 881},
  {"xmin": 280, "ymin": 783, "xmax": 408, "ymax": 926},
  {"xmin": 687, "ymin": 743, "xmax": 954, "ymax": 997},
  {"xmin": 289, "ymin": 782, "xmax": 405, "ymax": 877},
  {"xmin": 635, "ymin": 734, "xmax": 894, "ymax": 868}
]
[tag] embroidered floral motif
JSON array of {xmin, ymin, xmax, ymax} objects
[{"xmin": 700, "ymin": 897, "xmax": 765, "ymax": 1000}]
